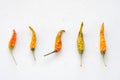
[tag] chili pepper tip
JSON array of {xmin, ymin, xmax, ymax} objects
[
  {"xmin": 81, "ymin": 22, "xmax": 83, "ymax": 26},
  {"xmin": 61, "ymin": 30, "xmax": 65, "ymax": 32},
  {"xmin": 13, "ymin": 29, "xmax": 15, "ymax": 32},
  {"xmin": 102, "ymin": 22, "xmax": 104, "ymax": 25}
]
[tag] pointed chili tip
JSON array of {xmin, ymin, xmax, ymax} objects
[
  {"xmin": 102, "ymin": 22, "xmax": 104, "ymax": 25},
  {"xmin": 61, "ymin": 30, "xmax": 65, "ymax": 33},
  {"xmin": 29, "ymin": 26, "xmax": 32, "ymax": 29},
  {"xmin": 80, "ymin": 22, "xmax": 83, "ymax": 32},
  {"xmin": 29, "ymin": 26, "xmax": 33, "ymax": 29},
  {"xmin": 81, "ymin": 22, "xmax": 83, "ymax": 26},
  {"xmin": 13, "ymin": 29, "xmax": 15, "ymax": 31},
  {"xmin": 13, "ymin": 29, "xmax": 16, "ymax": 33},
  {"xmin": 101, "ymin": 22, "xmax": 104, "ymax": 28},
  {"xmin": 100, "ymin": 23, "xmax": 104, "ymax": 33}
]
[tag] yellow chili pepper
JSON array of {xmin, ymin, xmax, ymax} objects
[
  {"xmin": 77, "ymin": 22, "xmax": 84, "ymax": 67},
  {"xmin": 44, "ymin": 30, "xmax": 65, "ymax": 56},
  {"xmin": 29, "ymin": 26, "xmax": 37, "ymax": 61},
  {"xmin": 100, "ymin": 23, "xmax": 107, "ymax": 66},
  {"xmin": 8, "ymin": 29, "xmax": 17, "ymax": 65}
]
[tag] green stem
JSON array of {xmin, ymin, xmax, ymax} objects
[
  {"xmin": 32, "ymin": 51, "xmax": 36, "ymax": 61},
  {"xmin": 10, "ymin": 49, "xmax": 17, "ymax": 65},
  {"xmin": 102, "ymin": 53, "xmax": 107, "ymax": 67},
  {"xmin": 80, "ymin": 54, "xmax": 82, "ymax": 67}
]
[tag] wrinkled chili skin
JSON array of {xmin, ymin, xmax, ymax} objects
[
  {"xmin": 29, "ymin": 26, "xmax": 37, "ymax": 60},
  {"xmin": 44, "ymin": 30, "xmax": 65, "ymax": 57},
  {"xmin": 77, "ymin": 22, "xmax": 84, "ymax": 67},
  {"xmin": 55, "ymin": 30, "xmax": 65, "ymax": 52},
  {"xmin": 100, "ymin": 23, "xmax": 107, "ymax": 66},
  {"xmin": 77, "ymin": 22, "xmax": 84, "ymax": 54},
  {"xmin": 29, "ymin": 26, "xmax": 36, "ymax": 50},
  {"xmin": 8, "ymin": 29, "xmax": 17, "ymax": 49},
  {"xmin": 100, "ymin": 23, "xmax": 106, "ymax": 54}
]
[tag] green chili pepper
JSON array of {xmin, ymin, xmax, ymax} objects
[{"xmin": 77, "ymin": 22, "xmax": 84, "ymax": 67}]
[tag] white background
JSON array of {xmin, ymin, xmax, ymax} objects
[{"xmin": 0, "ymin": 0, "xmax": 120, "ymax": 80}]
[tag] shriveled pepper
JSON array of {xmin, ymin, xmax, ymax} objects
[
  {"xmin": 44, "ymin": 30, "xmax": 65, "ymax": 56},
  {"xmin": 8, "ymin": 29, "xmax": 17, "ymax": 65},
  {"xmin": 29, "ymin": 26, "xmax": 37, "ymax": 61},
  {"xmin": 77, "ymin": 22, "xmax": 84, "ymax": 67},
  {"xmin": 100, "ymin": 23, "xmax": 107, "ymax": 66}
]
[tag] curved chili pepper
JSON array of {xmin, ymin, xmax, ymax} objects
[
  {"xmin": 77, "ymin": 22, "xmax": 84, "ymax": 67},
  {"xmin": 44, "ymin": 30, "xmax": 65, "ymax": 56},
  {"xmin": 29, "ymin": 26, "xmax": 37, "ymax": 61},
  {"xmin": 8, "ymin": 29, "xmax": 17, "ymax": 65},
  {"xmin": 100, "ymin": 23, "xmax": 107, "ymax": 66}
]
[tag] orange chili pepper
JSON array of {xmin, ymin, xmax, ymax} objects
[
  {"xmin": 100, "ymin": 23, "xmax": 107, "ymax": 66},
  {"xmin": 44, "ymin": 30, "xmax": 65, "ymax": 56},
  {"xmin": 29, "ymin": 26, "xmax": 37, "ymax": 61},
  {"xmin": 8, "ymin": 29, "xmax": 17, "ymax": 65}
]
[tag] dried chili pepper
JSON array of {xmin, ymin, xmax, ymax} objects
[
  {"xmin": 8, "ymin": 29, "xmax": 17, "ymax": 65},
  {"xmin": 44, "ymin": 30, "xmax": 65, "ymax": 56},
  {"xmin": 100, "ymin": 23, "xmax": 107, "ymax": 66},
  {"xmin": 77, "ymin": 22, "xmax": 84, "ymax": 67},
  {"xmin": 29, "ymin": 26, "xmax": 37, "ymax": 61}
]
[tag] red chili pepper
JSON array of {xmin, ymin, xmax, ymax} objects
[{"xmin": 8, "ymin": 29, "xmax": 17, "ymax": 65}]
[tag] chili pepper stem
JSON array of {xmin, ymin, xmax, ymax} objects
[
  {"xmin": 102, "ymin": 53, "xmax": 107, "ymax": 67},
  {"xmin": 80, "ymin": 54, "xmax": 82, "ymax": 67},
  {"xmin": 9, "ymin": 49, "xmax": 17, "ymax": 65},
  {"xmin": 32, "ymin": 51, "xmax": 36, "ymax": 61},
  {"xmin": 44, "ymin": 50, "xmax": 57, "ymax": 57}
]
